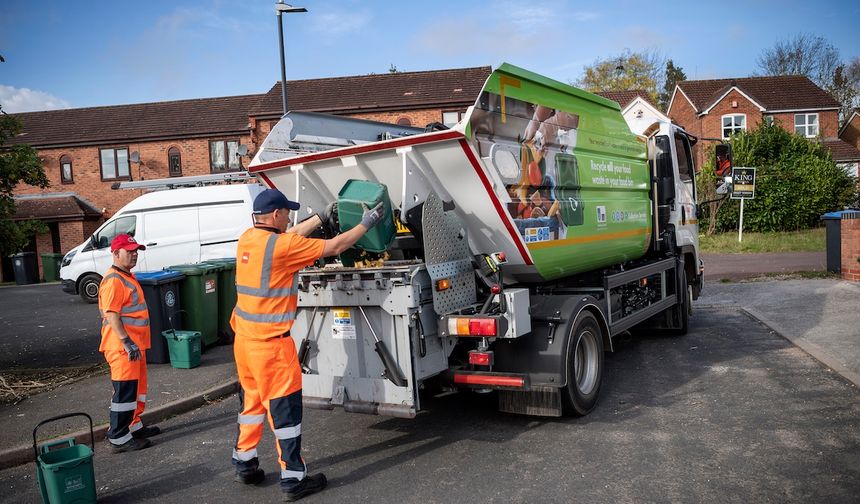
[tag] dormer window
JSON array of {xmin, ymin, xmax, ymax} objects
[
  {"xmin": 60, "ymin": 155, "xmax": 73, "ymax": 184},
  {"xmin": 794, "ymin": 113, "xmax": 819, "ymax": 137}
]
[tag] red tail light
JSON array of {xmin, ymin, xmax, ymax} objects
[{"xmin": 468, "ymin": 351, "xmax": 493, "ymax": 366}]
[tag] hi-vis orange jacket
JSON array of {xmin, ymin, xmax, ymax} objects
[
  {"xmin": 99, "ymin": 267, "xmax": 151, "ymax": 351},
  {"xmin": 231, "ymin": 226, "xmax": 325, "ymax": 340}
]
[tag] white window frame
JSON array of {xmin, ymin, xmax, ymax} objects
[
  {"xmin": 721, "ymin": 114, "xmax": 746, "ymax": 139},
  {"xmin": 442, "ymin": 110, "xmax": 464, "ymax": 127},
  {"xmin": 794, "ymin": 113, "xmax": 819, "ymax": 138}
]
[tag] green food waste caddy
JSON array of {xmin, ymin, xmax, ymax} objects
[
  {"xmin": 162, "ymin": 329, "xmax": 202, "ymax": 369},
  {"xmin": 166, "ymin": 263, "xmax": 219, "ymax": 347},
  {"xmin": 33, "ymin": 412, "xmax": 96, "ymax": 504},
  {"xmin": 337, "ymin": 179, "xmax": 396, "ymax": 253}
]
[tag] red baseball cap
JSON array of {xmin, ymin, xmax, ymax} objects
[{"xmin": 111, "ymin": 234, "xmax": 146, "ymax": 252}]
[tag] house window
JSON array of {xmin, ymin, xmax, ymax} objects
[
  {"xmin": 59, "ymin": 155, "xmax": 73, "ymax": 184},
  {"xmin": 794, "ymin": 113, "xmax": 819, "ymax": 137},
  {"xmin": 763, "ymin": 116, "xmax": 774, "ymax": 126},
  {"xmin": 209, "ymin": 140, "xmax": 241, "ymax": 172},
  {"xmin": 442, "ymin": 110, "xmax": 464, "ymax": 127},
  {"xmin": 168, "ymin": 147, "xmax": 182, "ymax": 177},
  {"xmin": 721, "ymin": 114, "xmax": 746, "ymax": 139},
  {"xmin": 396, "ymin": 117, "xmax": 412, "ymax": 126},
  {"xmin": 99, "ymin": 147, "xmax": 130, "ymax": 180}
]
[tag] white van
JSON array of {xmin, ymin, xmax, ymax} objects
[{"xmin": 60, "ymin": 183, "xmax": 265, "ymax": 303}]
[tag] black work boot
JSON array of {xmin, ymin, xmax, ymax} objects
[
  {"xmin": 283, "ymin": 473, "xmax": 327, "ymax": 501},
  {"xmin": 235, "ymin": 468, "xmax": 265, "ymax": 485},
  {"xmin": 132, "ymin": 425, "xmax": 161, "ymax": 439},
  {"xmin": 111, "ymin": 437, "xmax": 152, "ymax": 453}
]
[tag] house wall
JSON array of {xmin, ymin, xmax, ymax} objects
[
  {"xmin": 349, "ymin": 107, "xmax": 459, "ymax": 128},
  {"xmin": 668, "ymin": 92, "xmax": 704, "ymax": 167},
  {"xmin": 16, "ymin": 135, "xmax": 252, "ymax": 250},
  {"xmin": 769, "ymin": 110, "xmax": 839, "ymax": 137},
  {"xmin": 842, "ymin": 215, "xmax": 860, "ymax": 282},
  {"xmin": 840, "ymin": 115, "xmax": 860, "ymax": 149}
]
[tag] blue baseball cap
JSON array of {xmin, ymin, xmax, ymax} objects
[{"xmin": 253, "ymin": 189, "xmax": 300, "ymax": 214}]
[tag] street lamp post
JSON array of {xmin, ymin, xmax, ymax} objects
[{"xmin": 275, "ymin": 1, "xmax": 307, "ymax": 115}]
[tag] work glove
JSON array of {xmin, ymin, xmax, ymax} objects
[
  {"xmin": 121, "ymin": 337, "xmax": 141, "ymax": 362},
  {"xmin": 360, "ymin": 201, "xmax": 385, "ymax": 229},
  {"xmin": 316, "ymin": 201, "xmax": 337, "ymax": 226}
]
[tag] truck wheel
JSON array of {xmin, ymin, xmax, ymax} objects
[
  {"xmin": 78, "ymin": 274, "xmax": 102, "ymax": 304},
  {"xmin": 562, "ymin": 311, "xmax": 604, "ymax": 416},
  {"xmin": 667, "ymin": 268, "xmax": 690, "ymax": 335}
]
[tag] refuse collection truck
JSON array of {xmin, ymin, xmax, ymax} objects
[{"xmin": 247, "ymin": 63, "xmax": 703, "ymax": 418}]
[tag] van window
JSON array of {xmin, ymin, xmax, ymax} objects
[{"xmin": 93, "ymin": 216, "xmax": 137, "ymax": 249}]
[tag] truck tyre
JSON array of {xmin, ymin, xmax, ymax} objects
[
  {"xmin": 667, "ymin": 268, "xmax": 690, "ymax": 336},
  {"xmin": 562, "ymin": 311, "xmax": 604, "ymax": 416},
  {"xmin": 79, "ymin": 273, "xmax": 102, "ymax": 304}
]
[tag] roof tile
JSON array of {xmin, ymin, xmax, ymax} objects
[{"xmin": 677, "ymin": 75, "xmax": 839, "ymax": 112}]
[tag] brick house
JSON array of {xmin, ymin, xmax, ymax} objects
[
  {"xmin": 597, "ymin": 90, "xmax": 670, "ymax": 135},
  {"xmin": 4, "ymin": 66, "xmax": 491, "ymax": 281},
  {"xmin": 667, "ymin": 75, "xmax": 843, "ymax": 169},
  {"xmin": 837, "ymin": 109, "xmax": 860, "ymax": 177}
]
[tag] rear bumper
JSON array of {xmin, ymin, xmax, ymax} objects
[{"xmin": 61, "ymin": 279, "xmax": 77, "ymax": 294}]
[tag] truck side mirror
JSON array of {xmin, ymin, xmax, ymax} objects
[{"xmin": 715, "ymin": 144, "xmax": 733, "ymax": 178}]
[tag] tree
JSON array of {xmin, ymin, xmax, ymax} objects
[
  {"xmin": 0, "ymin": 107, "xmax": 50, "ymax": 256},
  {"xmin": 576, "ymin": 49, "xmax": 665, "ymax": 104},
  {"xmin": 828, "ymin": 58, "xmax": 860, "ymax": 124},
  {"xmin": 756, "ymin": 33, "xmax": 860, "ymax": 124},
  {"xmin": 756, "ymin": 33, "xmax": 840, "ymax": 89},
  {"xmin": 658, "ymin": 59, "xmax": 686, "ymax": 111},
  {"xmin": 695, "ymin": 120, "xmax": 857, "ymax": 234}
]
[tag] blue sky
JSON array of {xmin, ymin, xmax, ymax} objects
[{"xmin": 1, "ymin": 0, "xmax": 859, "ymax": 112}]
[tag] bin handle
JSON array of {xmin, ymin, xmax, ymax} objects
[
  {"xmin": 39, "ymin": 438, "xmax": 76, "ymax": 454},
  {"xmin": 32, "ymin": 412, "xmax": 95, "ymax": 460},
  {"xmin": 168, "ymin": 310, "xmax": 186, "ymax": 336}
]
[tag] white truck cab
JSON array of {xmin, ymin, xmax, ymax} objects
[{"xmin": 60, "ymin": 183, "xmax": 264, "ymax": 303}]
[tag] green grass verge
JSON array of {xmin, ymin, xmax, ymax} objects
[{"xmin": 699, "ymin": 227, "xmax": 825, "ymax": 254}]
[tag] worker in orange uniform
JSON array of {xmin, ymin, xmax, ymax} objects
[
  {"xmin": 99, "ymin": 234, "xmax": 161, "ymax": 453},
  {"xmin": 231, "ymin": 189, "xmax": 384, "ymax": 501}
]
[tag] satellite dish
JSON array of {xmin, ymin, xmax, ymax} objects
[
  {"xmin": 237, "ymin": 145, "xmax": 249, "ymax": 156},
  {"xmin": 129, "ymin": 151, "xmax": 141, "ymax": 163}
]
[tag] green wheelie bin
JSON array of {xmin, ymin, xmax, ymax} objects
[
  {"xmin": 40, "ymin": 253, "xmax": 63, "ymax": 282},
  {"xmin": 166, "ymin": 263, "xmax": 220, "ymax": 348},
  {"xmin": 204, "ymin": 258, "xmax": 237, "ymax": 345}
]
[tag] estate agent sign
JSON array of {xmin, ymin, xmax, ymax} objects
[{"xmin": 731, "ymin": 167, "xmax": 756, "ymax": 200}]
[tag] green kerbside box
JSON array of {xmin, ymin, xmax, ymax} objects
[{"xmin": 162, "ymin": 330, "xmax": 202, "ymax": 369}]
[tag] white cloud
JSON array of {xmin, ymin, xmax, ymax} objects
[
  {"xmin": 0, "ymin": 85, "xmax": 71, "ymax": 112},
  {"xmin": 309, "ymin": 10, "xmax": 372, "ymax": 38}
]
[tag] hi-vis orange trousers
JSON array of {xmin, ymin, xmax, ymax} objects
[
  {"xmin": 104, "ymin": 349, "xmax": 148, "ymax": 445},
  {"xmin": 231, "ymin": 334, "xmax": 306, "ymax": 483}
]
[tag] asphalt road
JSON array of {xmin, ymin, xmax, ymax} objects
[
  {"xmin": 0, "ymin": 283, "xmax": 102, "ymax": 369},
  {"xmin": 2, "ymin": 306, "xmax": 857, "ymax": 503}
]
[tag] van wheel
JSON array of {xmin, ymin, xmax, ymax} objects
[
  {"xmin": 79, "ymin": 274, "xmax": 102, "ymax": 304},
  {"xmin": 562, "ymin": 311, "xmax": 604, "ymax": 416}
]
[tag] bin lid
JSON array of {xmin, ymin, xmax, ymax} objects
[
  {"xmin": 821, "ymin": 210, "xmax": 860, "ymax": 220},
  {"xmin": 166, "ymin": 263, "xmax": 219, "ymax": 275},
  {"xmin": 204, "ymin": 258, "xmax": 236, "ymax": 270},
  {"xmin": 136, "ymin": 270, "xmax": 185, "ymax": 285}
]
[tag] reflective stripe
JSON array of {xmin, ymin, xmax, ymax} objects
[
  {"xmin": 236, "ymin": 234, "xmax": 300, "ymax": 298},
  {"xmin": 122, "ymin": 302, "xmax": 147, "ymax": 313},
  {"xmin": 129, "ymin": 422, "xmax": 142, "ymax": 432},
  {"xmin": 111, "ymin": 401, "xmax": 137, "ymax": 412},
  {"xmin": 138, "ymin": 395, "xmax": 147, "ymax": 402},
  {"xmin": 233, "ymin": 307, "xmax": 295, "ymax": 324},
  {"xmin": 233, "ymin": 448, "xmax": 258, "ymax": 462},
  {"xmin": 235, "ymin": 284, "xmax": 297, "ymax": 297},
  {"xmin": 281, "ymin": 468, "xmax": 306, "ymax": 480},
  {"xmin": 273, "ymin": 423, "xmax": 302, "ymax": 440},
  {"xmin": 104, "ymin": 273, "xmax": 147, "ymax": 311},
  {"xmin": 108, "ymin": 432, "xmax": 133, "ymax": 445},
  {"xmin": 122, "ymin": 317, "xmax": 150, "ymax": 327},
  {"xmin": 237, "ymin": 413, "xmax": 266, "ymax": 425}
]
